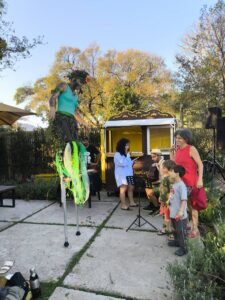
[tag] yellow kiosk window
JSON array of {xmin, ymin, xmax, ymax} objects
[
  {"xmin": 108, "ymin": 126, "xmax": 142, "ymax": 152},
  {"xmin": 150, "ymin": 128, "xmax": 170, "ymax": 150}
]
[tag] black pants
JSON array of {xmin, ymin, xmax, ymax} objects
[
  {"xmin": 171, "ymin": 218, "xmax": 187, "ymax": 252},
  {"xmin": 89, "ymin": 172, "xmax": 102, "ymax": 195}
]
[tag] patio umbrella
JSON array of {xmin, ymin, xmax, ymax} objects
[{"xmin": 0, "ymin": 102, "xmax": 36, "ymax": 126}]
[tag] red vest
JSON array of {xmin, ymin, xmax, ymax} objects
[{"xmin": 175, "ymin": 145, "xmax": 198, "ymax": 187}]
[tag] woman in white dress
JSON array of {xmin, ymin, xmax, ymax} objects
[{"xmin": 114, "ymin": 138, "xmax": 138, "ymax": 210}]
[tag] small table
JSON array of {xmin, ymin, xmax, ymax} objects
[{"xmin": 0, "ymin": 185, "xmax": 16, "ymax": 208}]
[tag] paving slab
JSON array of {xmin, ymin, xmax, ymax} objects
[
  {"xmin": 0, "ymin": 223, "xmax": 96, "ymax": 281},
  {"xmin": 49, "ymin": 287, "xmax": 126, "ymax": 300},
  {"xmin": 106, "ymin": 205, "xmax": 162, "ymax": 231},
  {"xmin": 26, "ymin": 201, "xmax": 117, "ymax": 226},
  {"xmin": 64, "ymin": 228, "xmax": 179, "ymax": 300},
  {"xmin": 95, "ymin": 191, "xmax": 119, "ymax": 202},
  {"xmin": 0, "ymin": 221, "xmax": 12, "ymax": 231},
  {"xmin": 0, "ymin": 200, "xmax": 54, "ymax": 222}
]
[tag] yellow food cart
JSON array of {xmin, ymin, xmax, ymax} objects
[{"xmin": 100, "ymin": 109, "xmax": 176, "ymax": 193}]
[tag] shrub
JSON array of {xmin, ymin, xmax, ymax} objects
[
  {"xmin": 191, "ymin": 128, "xmax": 213, "ymax": 160},
  {"xmin": 168, "ymin": 187, "xmax": 225, "ymax": 300},
  {"xmin": 199, "ymin": 188, "xmax": 225, "ymax": 228},
  {"xmin": 0, "ymin": 127, "xmax": 100, "ymax": 181},
  {"xmin": 168, "ymin": 223, "xmax": 225, "ymax": 300},
  {"xmin": 15, "ymin": 177, "xmax": 59, "ymax": 200}
]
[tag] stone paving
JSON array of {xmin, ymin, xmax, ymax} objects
[
  {"xmin": 0, "ymin": 194, "xmax": 181, "ymax": 300},
  {"xmin": 49, "ymin": 287, "xmax": 126, "ymax": 300}
]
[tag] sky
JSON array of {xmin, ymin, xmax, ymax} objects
[{"xmin": 0, "ymin": 0, "xmax": 217, "ymax": 126}]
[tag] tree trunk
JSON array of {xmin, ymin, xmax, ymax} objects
[{"xmin": 180, "ymin": 103, "xmax": 184, "ymax": 128}]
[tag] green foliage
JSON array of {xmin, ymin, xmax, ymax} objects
[
  {"xmin": 0, "ymin": 128, "xmax": 55, "ymax": 181},
  {"xmin": 199, "ymin": 189, "xmax": 225, "ymax": 227},
  {"xmin": 168, "ymin": 185, "xmax": 225, "ymax": 299},
  {"xmin": 0, "ymin": 127, "xmax": 100, "ymax": 182},
  {"xmin": 0, "ymin": 0, "xmax": 43, "ymax": 71},
  {"xmin": 15, "ymin": 177, "xmax": 59, "ymax": 200},
  {"xmin": 14, "ymin": 86, "xmax": 34, "ymax": 105},
  {"xmin": 109, "ymin": 86, "xmax": 142, "ymax": 115},
  {"xmin": 175, "ymin": 0, "xmax": 225, "ymax": 126},
  {"xmin": 168, "ymin": 223, "xmax": 225, "ymax": 300},
  {"xmin": 191, "ymin": 128, "xmax": 213, "ymax": 159},
  {"xmin": 168, "ymin": 222, "xmax": 225, "ymax": 300},
  {"xmin": 14, "ymin": 45, "xmax": 174, "ymax": 125}
]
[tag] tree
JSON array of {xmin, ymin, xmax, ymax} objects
[
  {"xmin": 175, "ymin": 0, "xmax": 225, "ymax": 126},
  {"xmin": 109, "ymin": 85, "xmax": 142, "ymax": 115},
  {"xmin": 0, "ymin": 0, "xmax": 42, "ymax": 71},
  {"xmin": 98, "ymin": 49, "xmax": 173, "ymax": 108},
  {"xmin": 15, "ymin": 46, "xmax": 174, "ymax": 125}
]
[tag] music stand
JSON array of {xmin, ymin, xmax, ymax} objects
[{"xmin": 126, "ymin": 175, "xmax": 158, "ymax": 232}]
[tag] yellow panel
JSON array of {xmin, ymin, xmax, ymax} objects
[
  {"xmin": 150, "ymin": 128, "xmax": 170, "ymax": 150},
  {"xmin": 109, "ymin": 126, "xmax": 142, "ymax": 153},
  {"xmin": 100, "ymin": 129, "xmax": 106, "ymax": 182}
]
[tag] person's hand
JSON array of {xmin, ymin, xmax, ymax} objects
[
  {"xmin": 152, "ymin": 180, "xmax": 160, "ymax": 185},
  {"xmin": 196, "ymin": 178, "xmax": 203, "ymax": 188},
  {"xmin": 132, "ymin": 157, "xmax": 139, "ymax": 164},
  {"xmin": 49, "ymin": 109, "xmax": 55, "ymax": 120},
  {"xmin": 89, "ymin": 162, "xmax": 98, "ymax": 168},
  {"xmin": 170, "ymin": 145, "xmax": 176, "ymax": 153},
  {"xmin": 175, "ymin": 210, "xmax": 183, "ymax": 221}
]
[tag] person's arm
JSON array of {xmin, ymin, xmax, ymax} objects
[
  {"xmin": 175, "ymin": 183, "xmax": 188, "ymax": 220},
  {"xmin": 95, "ymin": 152, "xmax": 101, "ymax": 165},
  {"xmin": 190, "ymin": 146, "xmax": 203, "ymax": 188},
  {"xmin": 152, "ymin": 179, "xmax": 160, "ymax": 185},
  {"xmin": 114, "ymin": 153, "xmax": 127, "ymax": 167},
  {"xmin": 74, "ymin": 111, "xmax": 90, "ymax": 127},
  {"xmin": 132, "ymin": 157, "xmax": 139, "ymax": 165},
  {"xmin": 175, "ymin": 200, "xmax": 187, "ymax": 221},
  {"xmin": 49, "ymin": 83, "xmax": 67, "ymax": 120}
]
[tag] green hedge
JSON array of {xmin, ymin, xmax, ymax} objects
[
  {"xmin": 0, "ymin": 127, "xmax": 100, "ymax": 182},
  {"xmin": 15, "ymin": 177, "xmax": 59, "ymax": 200}
]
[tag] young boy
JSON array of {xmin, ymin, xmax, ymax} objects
[
  {"xmin": 167, "ymin": 164, "xmax": 188, "ymax": 256},
  {"xmin": 157, "ymin": 160, "xmax": 176, "ymax": 235}
]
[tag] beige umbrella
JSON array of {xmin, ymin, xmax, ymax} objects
[{"xmin": 0, "ymin": 102, "xmax": 36, "ymax": 126}]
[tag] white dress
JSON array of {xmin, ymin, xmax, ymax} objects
[{"xmin": 114, "ymin": 152, "xmax": 133, "ymax": 187}]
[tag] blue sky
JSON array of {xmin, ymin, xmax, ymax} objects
[{"xmin": 0, "ymin": 0, "xmax": 217, "ymax": 113}]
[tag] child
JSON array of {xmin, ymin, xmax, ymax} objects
[
  {"xmin": 157, "ymin": 160, "xmax": 176, "ymax": 235},
  {"xmin": 167, "ymin": 164, "xmax": 188, "ymax": 256}
]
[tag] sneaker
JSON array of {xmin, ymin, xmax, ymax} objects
[
  {"xmin": 149, "ymin": 208, "xmax": 160, "ymax": 215},
  {"xmin": 167, "ymin": 234, "xmax": 174, "ymax": 241},
  {"xmin": 168, "ymin": 240, "xmax": 179, "ymax": 247},
  {"xmin": 175, "ymin": 248, "xmax": 187, "ymax": 256},
  {"xmin": 143, "ymin": 204, "xmax": 154, "ymax": 211}
]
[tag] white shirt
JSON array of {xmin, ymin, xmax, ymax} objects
[{"xmin": 114, "ymin": 152, "xmax": 133, "ymax": 187}]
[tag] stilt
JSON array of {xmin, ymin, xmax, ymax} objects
[
  {"xmin": 75, "ymin": 203, "xmax": 81, "ymax": 236},
  {"xmin": 64, "ymin": 142, "xmax": 81, "ymax": 236},
  {"xmin": 60, "ymin": 176, "xmax": 69, "ymax": 247}
]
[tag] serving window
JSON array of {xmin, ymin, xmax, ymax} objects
[
  {"xmin": 149, "ymin": 127, "xmax": 171, "ymax": 151},
  {"xmin": 107, "ymin": 126, "xmax": 142, "ymax": 153}
]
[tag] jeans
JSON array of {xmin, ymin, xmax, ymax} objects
[{"xmin": 171, "ymin": 218, "xmax": 187, "ymax": 251}]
